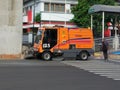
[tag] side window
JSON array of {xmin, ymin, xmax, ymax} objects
[{"xmin": 42, "ymin": 29, "xmax": 57, "ymax": 49}]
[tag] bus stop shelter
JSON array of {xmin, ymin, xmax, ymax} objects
[
  {"xmin": 88, "ymin": 5, "xmax": 120, "ymax": 50},
  {"xmin": 88, "ymin": 4, "xmax": 120, "ymax": 38}
]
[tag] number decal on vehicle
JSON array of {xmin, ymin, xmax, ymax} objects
[{"xmin": 43, "ymin": 44, "xmax": 50, "ymax": 48}]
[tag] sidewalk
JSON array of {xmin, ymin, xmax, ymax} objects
[{"xmin": 94, "ymin": 51, "xmax": 120, "ymax": 63}]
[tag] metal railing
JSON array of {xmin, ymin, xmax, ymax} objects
[{"xmin": 94, "ymin": 36, "xmax": 120, "ymax": 52}]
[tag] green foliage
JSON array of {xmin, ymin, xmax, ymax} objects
[
  {"xmin": 35, "ymin": 13, "xmax": 41, "ymax": 22},
  {"xmin": 71, "ymin": 0, "xmax": 90, "ymax": 27},
  {"xmin": 71, "ymin": 0, "xmax": 116, "ymax": 27}
]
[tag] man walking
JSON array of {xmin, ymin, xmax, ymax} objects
[{"xmin": 102, "ymin": 38, "xmax": 109, "ymax": 60}]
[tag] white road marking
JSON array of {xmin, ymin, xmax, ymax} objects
[{"xmin": 62, "ymin": 60, "xmax": 120, "ymax": 81}]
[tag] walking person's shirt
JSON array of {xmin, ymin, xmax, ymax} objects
[{"xmin": 102, "ymin": 39, "xmax": 109, "ymax": 51}]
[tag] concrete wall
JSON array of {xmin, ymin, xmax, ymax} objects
[{"xmin": 0, "ymin": 0, "xmax": 23, "ymax": 59}]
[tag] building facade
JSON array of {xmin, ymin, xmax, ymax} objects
[{"xmin": 23, "ymin": 0, "xmax": 78, "ymax": 32}]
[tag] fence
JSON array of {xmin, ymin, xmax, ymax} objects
[{"xmin": 94, "ymin": 36, "xmax": 120, "ymax": 52}]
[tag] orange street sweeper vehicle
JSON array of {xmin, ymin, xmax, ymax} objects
[{"xmin": 33, "ymin": 26, "xmax": 94, "ymax": 60}]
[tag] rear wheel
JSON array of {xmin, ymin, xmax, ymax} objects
[
  {"xmin": 42, "ymin": 52, "xmax": 52, "ymax": 61},
  {"xmin": 79, "ymin": 51, "xmax": 88, "ymax": 60}
]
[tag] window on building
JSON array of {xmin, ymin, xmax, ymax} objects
[
  {"xmin": 44, "ymin": 3, "xmax": 65, "ymax": 12},
  {"xmin": 51, "ymin": 4, "xmax": 54, "ymax": 11},
  {"xmin": 59, "ymin": 4, "xmax": 65, "ymax": 12},
  {"xmin": 44, "ymin": 3, "xmax": 49, "ymax": 11},
  {"xmin": 55, "ymin": 4, "xmax": 59, "ymax": 12}
]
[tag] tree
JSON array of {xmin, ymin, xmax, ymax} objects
[
  {"xmin": 35, "ymin": 13, "xmax": 41, "ymax": 22},
  {"xmin": 71, "ymin": 0, "xmax": 115, "ymax": 27}
]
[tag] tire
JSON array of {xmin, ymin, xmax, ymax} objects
[
  {"xmin": 79, "ymin": 51, "xmax": 88, "ymax": 60},
  {"xmin": 42, "ymin": 52, "xmax": 52, "ymax": 61}
]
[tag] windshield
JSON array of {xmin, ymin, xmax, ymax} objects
[{"xmin": 34, "ymin": 30, "xmax": 42, "ymax": 44}]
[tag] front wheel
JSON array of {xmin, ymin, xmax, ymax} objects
[
  {"xmin": 79, "ymin": 51, "xmax": 88, "ymax": 60},
  {"xmin": 42, "ymin": 52, "xmax": 52, "ymax": 61}
]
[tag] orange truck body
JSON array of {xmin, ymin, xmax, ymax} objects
[{"xmin": 33, "ymin": 26, "xmax": 94, "ymax": 60}]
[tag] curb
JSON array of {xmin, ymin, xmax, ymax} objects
[
  {"xmin": 109, "ymin": 54, "xmax": 120, "ymax": 60},
  {"xmin": 94, "ymin": 52, "xmax": 120, "ymax": 63}
]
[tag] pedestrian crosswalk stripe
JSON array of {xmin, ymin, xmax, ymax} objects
[{"xmin": 62, "ymin": 60, "xmax": 120, "ymax": 81}]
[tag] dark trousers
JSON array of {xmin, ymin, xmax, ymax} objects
[{"xmin": 103, "ymin": 50, "xmax": 108, "ymax": 60}]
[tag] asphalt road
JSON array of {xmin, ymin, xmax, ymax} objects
[{"xmin": 0, "ymin": 60, "xmax": 119, "ymax": 90}]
